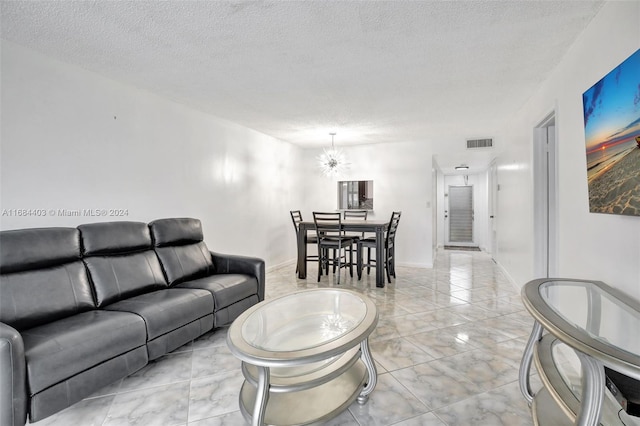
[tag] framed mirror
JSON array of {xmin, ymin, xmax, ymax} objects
[{"xmin": 338, "ymin": 180, "xmax": 373, "ymax": 210}]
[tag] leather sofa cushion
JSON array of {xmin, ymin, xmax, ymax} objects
[
  {"xmin": 214, "ymin": 295, "xmax": 259, "ymax": 327},
  {"xmin": 0, "ymin": 261, "xmax": 95, "ymax": 330},
  {"xmin": 155, "ymin": 242, "xmax": 214, "ymax": 285},
  {"xmin": 176, "ymin": 274, "xmax": 258, "ymax": 311},
  {"xmin": 22, "ymin": 310, "xmax": 146, "ymax": 394},
  {"xmin": 79, "ymin": 222, "xmax": 152, "ymax": 256},
  {"xmin": 149, "ymin": 218, "xmax": 216, "ymax": 285},
  {"xmin": 84, "ymin": 251, "xmax": 168, "ymax": 307},
  {"xmin": 28, "ymin": 346, "xmax": 147, "ymax": 423},
  {"xmin": 149, "ymin": 218, "xmax": 203, "ymax": 247},
  {"xmin": 0, "ymin": 228, "xmax": 80, "ymax": 274},
  {"xmin": 104, "ymin": 288, "xmax": 213, "ymax": 340}
]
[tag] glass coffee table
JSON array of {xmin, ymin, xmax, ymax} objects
[
  {"xmin": 519, "ymin": 278, "xmax": 640, "ymax": 426},
  {"xmin": 227, "ymin": 288, "xmax": 379, "ymax": 426}
]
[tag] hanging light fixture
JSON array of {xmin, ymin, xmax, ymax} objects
[{"xmin": 318, "ymin": 132, "xmax": 349, "ymax": 177}]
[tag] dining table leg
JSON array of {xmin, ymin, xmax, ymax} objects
[
  {"xmin": 375, "ymin": 225, "xmax": 384, "ymax": 287},
  {"xmin": 297, "ymin": 224, "xmax": 307, "ymax": 279}
]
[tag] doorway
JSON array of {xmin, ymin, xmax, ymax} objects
[
  {"xmin": 446, "ymin": 185, "xmax": 474, "ymax": 246},
  {"xmin": 533, "ymin": 112, "xmax": 557, "ymax": 277},
  {"xmin": 488, "ymin": 160, "xmax": 498, "ymax": 259}
]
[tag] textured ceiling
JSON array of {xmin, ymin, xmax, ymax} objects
[{"xmin": 1, "ymin": 0, "xmax": 604, "ymax": 170}]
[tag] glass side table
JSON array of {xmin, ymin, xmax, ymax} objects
[
  {"xmin": 531, "ymin": 335, "xmax": 640, "ymax": 425},
  {"xmin": 519, "ymin": 278, "xmax": 640, "ymax": 426},
  {"xmin": 227, "ymin": 288, "xmax": 378, "ymax": 426}
]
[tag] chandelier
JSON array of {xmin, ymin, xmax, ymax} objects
[{"xmin": 318, "ymin": 132, "xmax": 349, "ymax": 177}]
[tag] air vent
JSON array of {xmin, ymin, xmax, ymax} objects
[{"xmin": 466, "ymin": 138, "xmax": 493, "ymax": 149}]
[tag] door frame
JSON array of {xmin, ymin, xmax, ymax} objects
[
  {"xmin": 533, "ymin": 111, "xmax": 558, "ymax": 278},
  {"xmin": 488, "ymin": 160, "xmax": 498, "ymax": 259}
]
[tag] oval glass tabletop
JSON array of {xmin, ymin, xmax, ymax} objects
[
  {"xmin": 241, "ymin": 289, "xmax": 368, "ymax": 352},
  {"xmin": 522, "ymin": 278, "xmax": 640, "ymax": 381},
  {"xmin": 539, "ymin": 280, "xmax": 640, "ymax": 356}
]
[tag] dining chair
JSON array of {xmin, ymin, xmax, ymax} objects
[
  {"xmin": 290, "ymin": 210, "xmax": 318, "ymax": 273},
  {"xmin": 313, "ymin": 212, "xmax": 355, "ymax": 284},
  {"xmin": 357, "ymin": 211, "xmax": 401, "ymax": 283},
  {"xmin": 343, "ymin": 210, "xmax": 368, "ymax": 219},
  {"xmin": 343, "ymin": 210, "xmax": 368, "ymax": 239},
  {"xmin": 342, "ymin": 210, "xmax": 368, "ymax": 271}
]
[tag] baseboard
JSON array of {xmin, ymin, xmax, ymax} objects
[
  {"xmin": 493, "ymin": 258, "xmax": 520, "ymax": 291},
  {"xmin": 396, "ymin": 261, "xmax": 433, "ymax": 269},
  {"xmin": 267, "ymin": 259, "xmax": 296, "ymax": 272}
]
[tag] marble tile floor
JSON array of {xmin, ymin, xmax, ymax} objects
[{"xmin": 30, "ymin": 249, "xmax": 541, "ymax": 426}]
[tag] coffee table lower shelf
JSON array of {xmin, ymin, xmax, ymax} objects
[
  {"xmin": 532, "ymin": 387, "xmax": 572, "ymax": 426},
  {"xmin": 532, "ymin": 334, "xmax": 640, "ymax": 426},
  {"xmin": 239, "ymin": 360, "xmax": 368, "ymax": 426}
]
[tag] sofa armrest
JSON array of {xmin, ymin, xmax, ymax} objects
[
  {"xmin": 0, "ymin": 322, "xmax": 27, "ymax": 426},
  {"xmin": 210, "ymin": 252, "xmax": 266, "ymax": 301}
]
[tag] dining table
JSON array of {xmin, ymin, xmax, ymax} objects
[{"xmin": 296, "ymin": 219, "xmax": 390, "ymax": 288}]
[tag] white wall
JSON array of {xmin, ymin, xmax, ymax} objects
[
  {"xmin": 301, "ymin": 141, "xmax": 434, "ymax": 268},
  {"xmin": 0, "ymin": 41, "xmax": 304, "ymax": 269},
  {"xmin": 495, "ymin": 1, "xmax": 640, "ymax": 298}
]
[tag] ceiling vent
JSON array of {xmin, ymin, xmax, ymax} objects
[{"xmin": 466, "ymin": 138, "xmax": 493, "ymax": 149}]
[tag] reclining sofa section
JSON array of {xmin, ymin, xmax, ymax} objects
[{"xmin": 0, "ymin": 218, "xmax": 265, "ymax": 426}]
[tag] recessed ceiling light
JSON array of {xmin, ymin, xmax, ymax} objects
[{"xmin": 455, "ymin": 165, "xmax": 469, "ymax": 170}]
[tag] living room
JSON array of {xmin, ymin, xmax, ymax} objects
[{"xmin": 1, "ymin": 1, "xmax": 639, "ymax": 425}]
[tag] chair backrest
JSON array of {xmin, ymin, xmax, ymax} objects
[
  {"xmin": 343, "ymin": 210, "xmax": 368, "ymax": 220},
  {"xmin": 290, "ymin": 210, "xmax": 303, "ymax": 234},
  {"xmin": 344, "ymin": 210, "xmax": 367, "ymax": 238},
  {"xmin": 80, "ymin": 221, "xmax": 168, "ymax": 307},
  {"xmin": 312, "ymin": 212, "xmax": 343, "ymax": 239},
  {"xmin": 386, "ymin": 211, "xmax": 402, "ymax": 247}
]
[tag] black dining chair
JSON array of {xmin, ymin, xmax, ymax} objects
[
  {"xmin": 313, "ymin": 212, "xmax": 356, "ymax": 284},
  {"xmin": 343, "ymin": 210, "xmax": 368, "ymax": 239},
  {"xmin": 357, "ymin": 211, "xmax": 401, "ymax": 283},
  {"xmin": 343, "ymin": 210, "xmax": 368, "ymax": 270},
  {"xmin": 343, "ymin": 210, "xmax": 368, "ymax": 219},
  {"xmin": 290, "ymin": 210, "xmax": 318, "ymax": 273}
]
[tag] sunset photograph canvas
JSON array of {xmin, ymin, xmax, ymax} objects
[{"xmin": 583, "ymin": 48, "xmax": 640, "ymax": 216}]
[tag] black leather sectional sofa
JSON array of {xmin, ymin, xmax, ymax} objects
[{"xmin": 0, "ymin": 218, "xmax": 265, "ymax": 426}]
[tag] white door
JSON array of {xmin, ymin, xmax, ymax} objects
[{"xmin": 447, "ymin": 185, "xmax": 474, "ymax": 246}]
